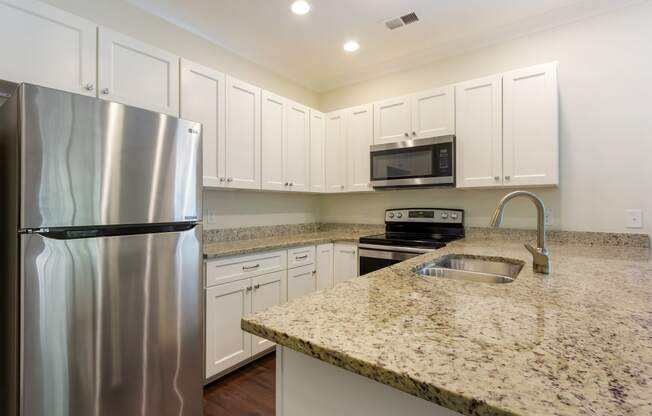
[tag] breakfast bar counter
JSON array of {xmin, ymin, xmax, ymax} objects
[{"xmin": 242, "ymin": 237, "xmax": 652, "ymax": 416}]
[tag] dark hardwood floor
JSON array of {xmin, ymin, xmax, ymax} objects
[{"xmin": 204, "ymin": 352, "xmax": 276, "ymax": 416}]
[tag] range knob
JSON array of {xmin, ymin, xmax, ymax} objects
[
  {"xmin": 451, "ymin": 213, "xmax": 459, "ymax": 219},
  {"xmin": 396, "ymin": 212, "xmax": 403, "ymax": 218},
  {"xmin": 441, "ymin": 212, "xmax": 449, "ymax": 219},
  {"xmin": 388, "ymin": 212, "xmax": 395, "ymax": 218}
]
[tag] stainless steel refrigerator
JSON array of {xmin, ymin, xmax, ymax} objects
[{"xmin": 0, "ymin": 83, "xmax": 203, "ymax": 416}]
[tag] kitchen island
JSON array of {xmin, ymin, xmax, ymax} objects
[{"xmin": 242, "ymin": 237, "xmax": 652, "ymax": 416}]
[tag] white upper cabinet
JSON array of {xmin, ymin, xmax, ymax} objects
[
  {"xmin": 285, "ymin": 101, "xmax": 311, "ymax": 192},
  {"xmin": 346, "ymin": 105, "xmax": 373, "ymax": 192},
  {"xmin": 180, "ymin": 59, "xmax": 225, "ymax": 188},
  {"xmin": 455, "ymin": 75, "xmax": 503, "ymax": 188},
  {"xmin": 373, "ymin": 87, "xmax": 454, "ymax": 144},
  {"xmin": 309, "ymin": 111, "xmax": 327, "ymax": 193},
  {"xmin": 411, "ymin": 86, "xmax": 455, "ymax": 139},
  {"xmin": 373, "ymin": 96, "xmax": 412, "ymax": 144},
  {"xmin": 502, "ymin": 63, "xmax": 559, "ymax": 187},
  {"xmin": 98, "ymin": 27, "xmax": 179, "ymax": 116},
  {"xmin": 261, "ymin": 90, "xmax": 287, "ymax": 191},
  {"xmin": 325, "ymin": 111, "xmax": 348, "ymax": 193},
  {"xmin": 0, "ymin": 0, "xmax": 97, "ymax": 96},
  {"xmin": 225, "ymin": 77, "xmax": 261, "ymax": 190}
]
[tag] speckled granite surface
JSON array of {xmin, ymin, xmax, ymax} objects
[
  {"xmin": 204, "ymin": 226, "xmax": 384, "ymax": 259},
  {"xmin": 242, "ymin": 238, "xmax": 652, "ymax": 416}
]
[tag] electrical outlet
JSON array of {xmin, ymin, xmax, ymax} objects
[
  {"xmin": 625, "ymin": 209, "xmax": 643, "ymax": 229},
  {"xmin": 544, "ymin": 208, "xmax": 552, "ymax": 226}
]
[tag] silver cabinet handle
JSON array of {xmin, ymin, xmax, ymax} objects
[
  {"xmin": 289, "ymin": 182, "xmax": 294, "ymax": 187},
  {"xmin": 494, "ymin": 176, "xmax": 500, "ymax": 180},
  {"xmin": 412, "ymin": 132, "xmax": 416, "ymax": 136},
  {"xmin": 253, "ymin": 284, "xmax": 260, "ymax": 290},
  {"xmin": 242, "ymin": 264, "xmax": 260, "ymax": 270},
  {"xmin": 295, "ymin": 254, "xmax": 308, "ymax": 260},
  {"xmin": 227, "ymin": 178, "xmax": 233, "ymax": 182},
  {"xmin": 312, "ymin": 270, "xmax": 316, "ymax": 274},
  {"xmin": 341, "ymin": 250, "xmax": 356, "ymax": 254},
  {"xmin": 246, "ymin": 286, "xmax": 252, "ymax": 292},
  {"xmin": 101, "ymin": 88, "xmax": 110, "ymax": 95},
  {"xmin": 284, "ymin": 182, "xmax": 289, "ymax": 186},
  {"xmin": 505, "ymin": 175, "xmax": 511, "ymax": 180},
  {"xmin": 404, "ymin": 132, "xmax": 409, "ymax": 137},
  {"xmin": 340, "ymin": 185, "xmax": 345, "ymax": 189},
  {"xmin": 219, "ymin": 177, "xmax": 225, "ymax": 182},
  {"xmin": 84, "ymin": 83, "xmax": 94, "ymax": 91}
]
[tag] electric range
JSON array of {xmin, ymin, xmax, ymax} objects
[{"xmin": 358, "ymin": 208, "xmax": 464, "ymax": 275}]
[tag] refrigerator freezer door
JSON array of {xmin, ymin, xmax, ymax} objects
[
  {"xmin": 21, "ymin": 226, "xmax": 203, "ymax": 416},
  {"xmin": 20, "ymin": 84, "xmax": 202, "ymax": 229}
]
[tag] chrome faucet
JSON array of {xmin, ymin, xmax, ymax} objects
[{"xmin": 489, "ymin": 191, "xmax": 550, "ymax": 274}]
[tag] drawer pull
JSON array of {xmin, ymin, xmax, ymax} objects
[
  {"xmin": 253, "ymin": 284, "xmax": 261, "ymax": 290},
  {"xmin": 341, "ymin": 250, "xmax": 356, "ymax": 254},
  {"xmin": 242, "ymin": 264, "xmax": 260, "ymax": 270},
  {"xmin": 295, "ymin": 254, "xmax": 309, "ymax": 260}
]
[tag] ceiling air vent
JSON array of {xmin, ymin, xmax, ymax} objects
[
  {"xmin": 384, "ymin": 12, "xmax": 419, "ymax": 30},
  {"xmin": 400, "ymin": 12, "xmax": 419, "ymax": 25}
]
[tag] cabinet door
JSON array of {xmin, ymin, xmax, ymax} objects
[
  {"xmin": 346, "ymin": 105, "xmax": 373, "ymax": 192},
  {"xmin": 181, "ymin": 59, "xmax": 225, "ymax": 188},
  {"xmin": 315, "ymin": 243, "xmax": 334, "ymax": 290},
  {"xmin": 325, "ymin": 111, "xmax": 347, "ymax": 193},
  {"xmin": 411, "ymin": 86, "xmax": 455, "ymax": 139},
  {"xmin": 373, "ymin": 96, "xmax": 411, "ymax": 144},
  {"xmin": 98, "ymin": 27, "xmax": 179, "ymax": 116},
  {"xmin": 251, "ymin": 271, "xmax": 287, "ymax": 355},
  {"xmin": 333, "ymin": 243, "xmax": 358, "ymax": 285},
  {"xmin": 503, "ymin": 63, "xmax": 559, "ymax": 187},
  {"xmin": 285, "ymin": 101, "xmax": 311, "ymax": 192},
  {"xmin": 205, "ymin": 279, "xmax": 252, "ymax": 378},
  {"xmin": 455, "ymin": 75, "xmax": 503, "ymax": 188},
  {"xmin": 310, "ymin": 110, "xmax": 326, "ymax": 193},
  {"xmin": 287, "ymin": 264, "xmax": 317, "ymax": 301},
  {"xmin": 0, "ymin": 0, "xmax": 97, "ymax": 96},
  {"xmin": 261, "ymin": 90, "xmax": 287, "ymax": 191},
  {"xmin": 225, "ymin": 77, "xmax": 261, "ymax": 189}
]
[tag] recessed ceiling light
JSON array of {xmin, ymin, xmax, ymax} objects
[
  {"xmin": 343, "ymin": 40, "xmax": 360, "ymax": 52},
  {"xmin": 290, "ymin": 1, "xmax": 311, "ymax": 15}
]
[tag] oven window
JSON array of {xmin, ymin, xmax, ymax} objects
[
  {"xmin": 359, "ymin": 256, "xmax": 402, "ymax": 275},
  {"xmin": 371, "ymin": 147, "xmax": 434, "ymax": 180}
]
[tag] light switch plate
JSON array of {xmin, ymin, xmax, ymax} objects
[{"xmin": 625, "ymin": 209, "xmax": 643, "ymax": 229}]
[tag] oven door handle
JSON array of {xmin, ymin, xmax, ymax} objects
[
  {"xmin": 358, "ymin": 244, "xmax": 434, "ymax": 254},
  {"xmin": 359, "ymin": 247, "xmax": 433, "ymax": 262}
]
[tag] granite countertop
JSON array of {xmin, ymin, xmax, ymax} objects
[
  {"xmin": 204, "ymin": 229, "xmax": 380, "ymax": 259},
  {"xmin": 242, "ymin": 237, "xmax": 652, "ymax": 416}
]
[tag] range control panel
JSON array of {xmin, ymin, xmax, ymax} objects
[{"xmin": 385, "ymin": 208, "xmax": 464, "ymax": 224}]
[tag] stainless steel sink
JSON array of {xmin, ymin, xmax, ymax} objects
[{"xmin": 413, "ymin": 254, "xmax": 524, "ymax": 284}]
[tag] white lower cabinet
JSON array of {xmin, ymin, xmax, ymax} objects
[
  {"xmin": 205, "ymin": 278, "xmax": 253, "ymax": 378},
  {"xmin": 315, "ymin": 243, "xmax": 334, "ymax": 290},
  {"xmin": 333, "ymin": 243, "xmax": 359, "ymax": 285},
  {"xmin": 287, "ymin": 264, "xmax": 317, "ymax": 301},
  {"xmin": 251, "ymin": 271, "xmax": 287, "ymax": 354},
  {"xmin": 205, "ymin": 241, "xmax": 358, "ymax": 380}
]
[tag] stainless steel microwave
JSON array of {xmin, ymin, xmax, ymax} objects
[{"xmin": 370, "ymin": 135, "xmax": 455, "ymax": 188}]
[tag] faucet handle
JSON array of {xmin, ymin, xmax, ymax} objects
[{"xmin": 524, "ymin": 243, "xmax": 550, "ymax": 274}]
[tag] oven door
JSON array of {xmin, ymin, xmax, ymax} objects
[
  {"xmin": 370, "ymin": 136, "xmax": 454, "ymax": 188},
  {"xmin": 359, "ymin": 244, "xmax": 433, "ymax": 275}
]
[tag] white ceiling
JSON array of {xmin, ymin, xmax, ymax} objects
[{"xmin": 127, "ymin": 0, "xmax": 641, "ymax": 92}]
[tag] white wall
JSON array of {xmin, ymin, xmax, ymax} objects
[
  {"xmin": 203, "ymin": 190, "xmax": 320, "ymax": 230},
  {"xmin": 319, "ymin": 2, "xmax": 652, "ymax": 234}
]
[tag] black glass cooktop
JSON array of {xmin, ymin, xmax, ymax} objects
[{"xmin": 358, "ymin": 232, "xmax": 459, "ymax": 249}]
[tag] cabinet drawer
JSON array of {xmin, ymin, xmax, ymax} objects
[
  {"xmin": 287, "ymin": 245, "xmax": 316, "ymax": 269},
  {"xmin": 206, "ymin": 250, "xmax": 287, "ymax": 287}
]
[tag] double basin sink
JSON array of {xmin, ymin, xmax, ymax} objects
[{"xmin": 413, "ymin": 254, "xmax": 524, "ymax": 284}]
